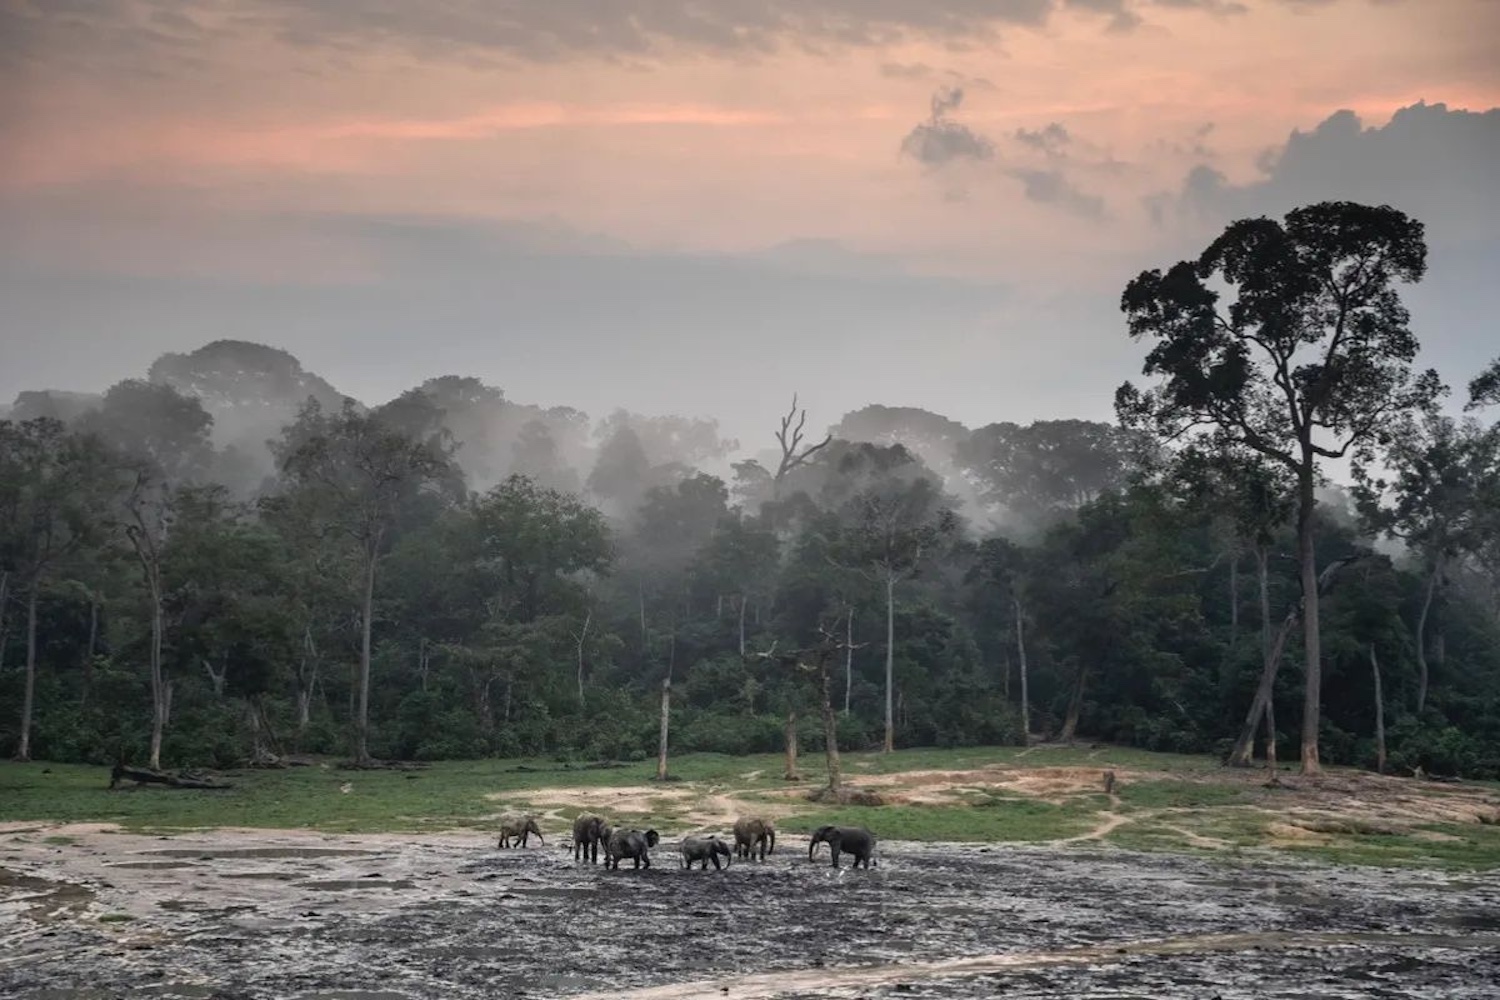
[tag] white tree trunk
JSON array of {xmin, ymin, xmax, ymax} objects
[
  {"xmin": 356, "ymin": 542, "xmax": 377, "ymax": 765},
  {"xmin": 17, "ymin": 582, "xmax": 39, "ymax": 762},
  {"xmin": 844, "ymin": 605, "xmax": 854, "ymax": 716},
  {"xmin": 1015, "ymin": 596, "xmax": 1030, "ymax": 747},
  {"xmin": 1370, "ymin": 644, "xmax": 1386, "ymax": 774},
  {"xmin": 884, "ymin": 575, "xmax": 895, "ymax": 753}
]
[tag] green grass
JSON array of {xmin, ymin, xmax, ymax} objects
[
  {"xmin": 795, "ymin": 797, "xmax": 1098, "ymax": 843},
  {"xmin": 1285, "ymin": 823, "xmax": 1500, "ymax": 870}
]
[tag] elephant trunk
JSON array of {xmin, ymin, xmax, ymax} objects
[
  {"xmin": 767, "ymin": 829, "xmax": 776, "ymax": 854},
  {"xmin": 808, "ymin": 836, "xmax": 819, "ymax": 860},
  {"xmin": 531, "ymin": 823, "xmax": 544, "ymax": 845}
]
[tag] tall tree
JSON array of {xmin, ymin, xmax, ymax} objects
[
  {"xmin": 0, "ymin": 419, "xmax": 112, "ymax": 761},
  {"xmin": 273, "ymin": 400, "xmax": 455, "ymax": 765},
  {"xmin": 1118, "ymin": 201, "xmax": 1441, "ymax": 774}
]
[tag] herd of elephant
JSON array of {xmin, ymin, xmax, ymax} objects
[{"xmin": 494, "ymin": 811, "xmax": 878, "ymax": 870}]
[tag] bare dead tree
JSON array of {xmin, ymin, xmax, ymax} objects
[{"xmin": 773, "ymin": 394, "xmax": 832, "ymax": 500}]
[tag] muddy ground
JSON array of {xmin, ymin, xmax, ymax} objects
[{"xmin": 2, "ymin": 827, "xmax": 1497, "ymax": 1000}]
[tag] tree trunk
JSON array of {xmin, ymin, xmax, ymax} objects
[
  {"xmin": 638, "ymin": 584, "xmax": 648, "ymax": 647},
  {"xmin": 1059, "ymin": 666, "xmax": 1087, "ymax": 744},
  {"xmin": 17, "ymin": 582, "xmax": 39, "ymax": 762},
  {"xmin": 1228, "ymin": 546, "xmax": 1287, "ymax": 767},
  {"xmin": 203, "ymin": 658, "xmax": 227, "ymax": 698},
  {"xmin": 148, "ymin": 585, "xmax": 165, "ymax": 770},
  {"xmin": 820, "ymin": 663, "xmax": 842, "ymax": 793},
  {"xmin": 656, "ymin": 676, "xmax": 671, "ymax": 781},
  {"xmin": 1227, "ymin": 550, "xmax": 1240, "ymax": 659},
  {"xmin": 1263, "ymin": 684, "xmax": 1278, "ymax": 775},
  {"xmin": 1370, "ymin": 644, "xmax": 1386, "ymax": 774},
  {"xmin": 843, "ymin": 606, "xmax": 854, "ymax": 716},
  {"xmin": 356, "ymin": 544, "xmax": 377, "ymax": 765},
  {"xmin": 296, "ymin": 625, "xmax": 318, "ymax": 734},
  {"xmin": 576, "ymin": 609, "xmax": 591, "ymax": 707},
  {"xmin": 417, "ymin": 637, "xmax": 430, "ymax": 694},
  {"xmin": 81, "ymin": 593, "xmax": 98, "ymax": 709},
  {"xmin": 783, "ymin": 709, "xmax": 799, "ymax": 781},
  {"xmin": 884, "ymin": 575, "xmax": 895, "ymax": 753},
  {"xmin": 1414, "ymin": 560, "xmax": 1439, "ymax": 715},
  {"xmin": 1296, "ymin": 469, "xmax": 1322, "ymax": 775},
  {"xmin": 737, "ymin": 595, "xmax": 747, "ymax": 657},
  {"xmin": 0, "ymin": 571, "xmax": 8, "ymax": 678},
  {"xmin": 1015, "ymin": 597, "xmax": 1030, "ymax": 748}
]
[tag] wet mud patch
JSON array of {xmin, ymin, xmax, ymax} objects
[{"xmin": 2, "ymin": 834, "xmax": 1498, "ymax": 999}]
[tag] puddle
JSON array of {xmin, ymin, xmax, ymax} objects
[
  {"xmin": 300, "ymin": 879, "xmax": 417, "ymax": 891},
  {"xmin": 143, "ymin": 848, "xmax": 377, "ymax": 859}
]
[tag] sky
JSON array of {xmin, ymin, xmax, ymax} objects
[{"xmin": 2, "ymin": 0, "xmax": 1498, "ymax": 448}]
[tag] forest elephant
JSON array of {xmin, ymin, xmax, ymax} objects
[
  {"xmin": 496, "ymin": 811, "xmax": 544, "ymax": 848},
  {"xmin": 680, "ymin": 835, "xmax": 733, "ymax": 870},
  {"xmin": 573, "ymin": 813, "xmax": 609, "ymax": 863},
  {"xmin": 605, "ymin": 828, "xmax": 661, "ymax": 870},
  {"xmin": 732, "ymin": 816, "xmax": 776, "ymax": 861},
  {"xmin": 808, "ymin": 825, "xmax": 877, "ymax": 869}
]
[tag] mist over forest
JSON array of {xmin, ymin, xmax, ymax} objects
[{"xmin": 5, "ymin": 219, "xmax": 1500, "ymax": 782}]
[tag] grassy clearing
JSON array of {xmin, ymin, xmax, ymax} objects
[{"xmin": 2, "ymin": 747, "xmax": 1497, "ymax": 869}]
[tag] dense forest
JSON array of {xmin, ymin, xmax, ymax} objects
[{"xmin": 4, "ymin": 201, "xmax": 1499, "ymax": 779}]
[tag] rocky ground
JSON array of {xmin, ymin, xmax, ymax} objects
[{"xmin": 2, "ymin": 824, "xmax": 1497, "ymax": 999}]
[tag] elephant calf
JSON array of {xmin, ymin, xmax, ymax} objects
[
  {"xmin": 732, "ymin": 816, "xmax": 776, "ymax": 861},
  {"xmin": 496, "ymin": 811, "xmax": 544, "ymax": 848},
  {"xmin": 680, "ymin": 835, "xmax": 733, "ymax": 870},
  {"xmin": 808, "ymin": 825, "xmax": 876, "ymax": 869},
  {"xmin": 605, "ymin": 828, "xmax": 660, "ymax": 870}
]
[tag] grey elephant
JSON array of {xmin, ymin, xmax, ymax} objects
[
  {"xmin": 680, "ymin": 835, "xmax": 733, "ymax": 870},
  {"xmin": 732, "ymin": 816, "xmax": 776, "ymax": 861},
  {"xmin": 573, "ymin": 813, "xmax": 609, "ymax": 863},
  {"xmin": 604, "ymin": 828, "xmax": 661, "ymax": 870},
  {"xmin": 808, "ymin": 825, "xmax": 876, "ymax": 869},
  {"xmin": 496, "ymin": 811, "xmax": 544, "ymax": 848}
]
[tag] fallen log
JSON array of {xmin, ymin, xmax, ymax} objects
[{"xmin": 109, "ymin": 763, "xmax": 233, "ymax": 790}]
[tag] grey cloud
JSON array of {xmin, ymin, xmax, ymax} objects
[
  {"xmin": 901, "ymin": 119, "xmax": 997, "ymax": 165},
  {"xmin": 901, "ymin": 86, "xmax": 995, "ymax": 166},
  {"xmin": 881, "ymin": 61, "xmax": 935, "ymax": 79},
  {"xmin": 1007, "ymin": 167, "xmax": 1108, "ymax": 218},
  {"xmin": 1156, "ymin": 102, "xmax": 1500, "ymax": 240},
  {"xmin": 3, "ymin": 0, "xmax": 1348, "ymax": 73},
  {"xmin": 1015, "ymin": 122, "xmax": 1072, "ymax": 155}
]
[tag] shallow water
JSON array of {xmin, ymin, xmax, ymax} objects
[{"xmin": 2, "ymin": 837, "xmax": 1497, "ymax": 998}]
